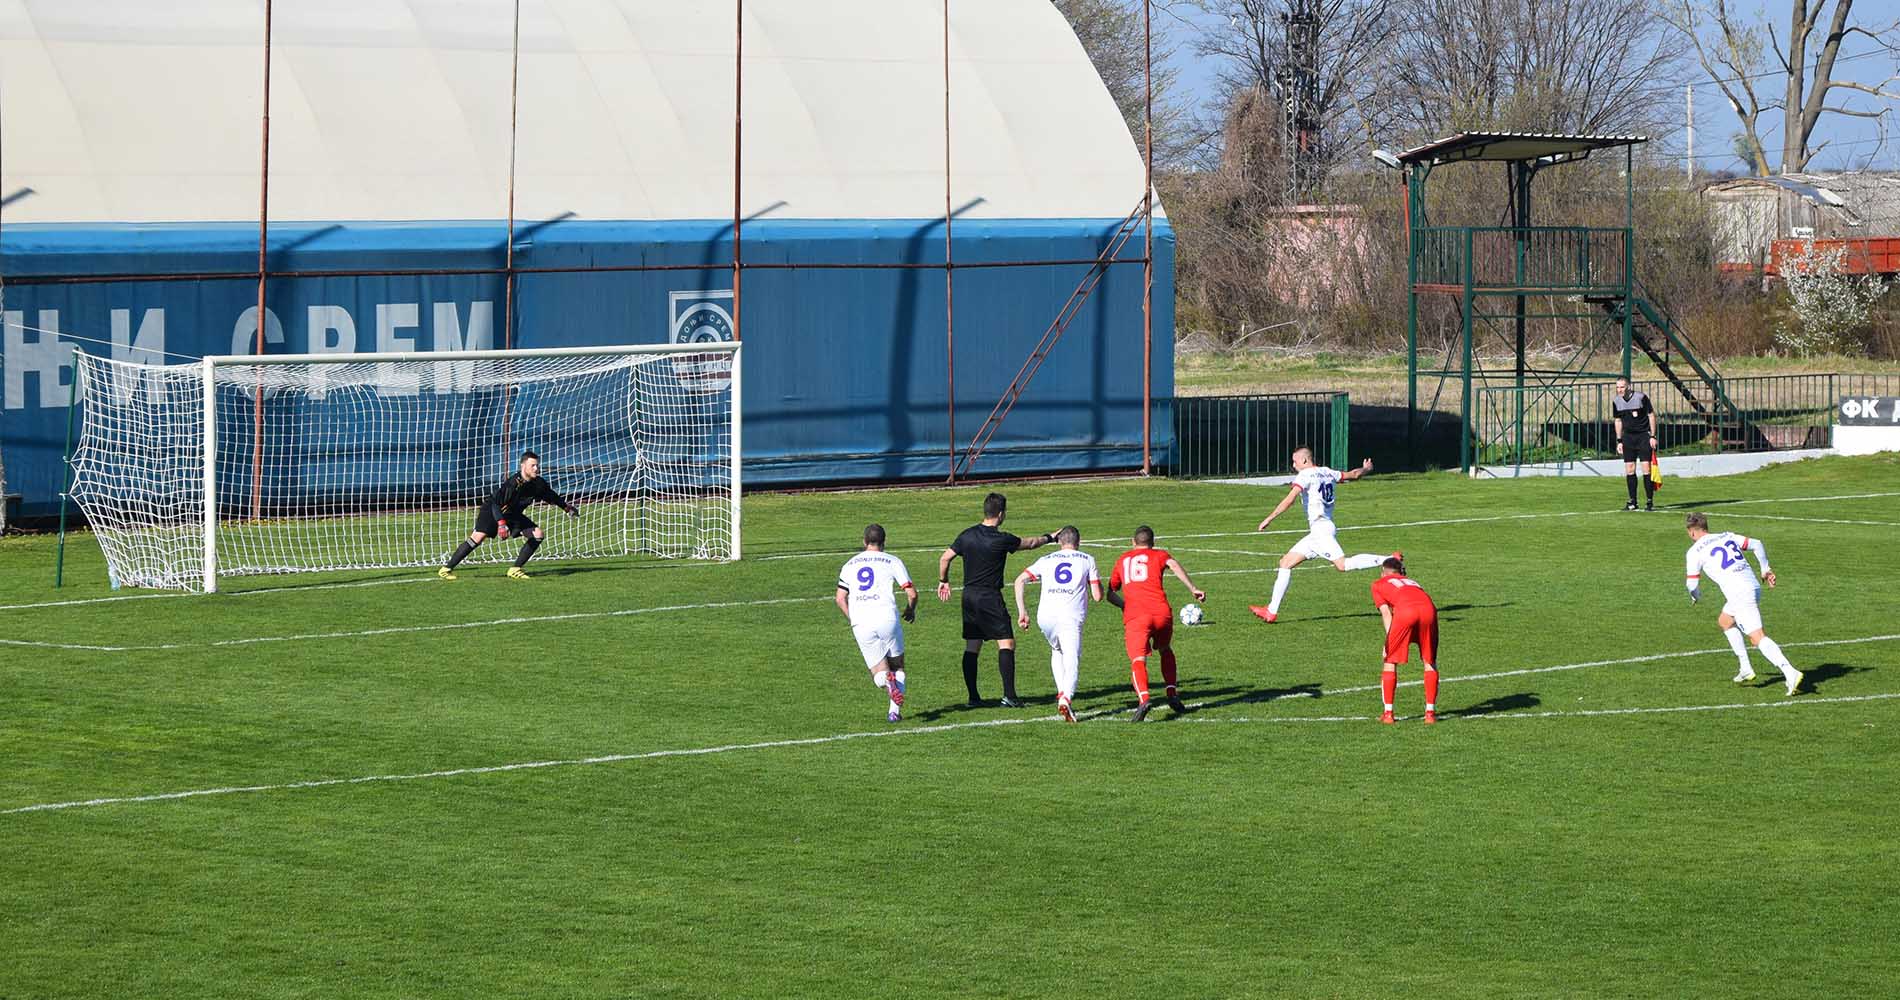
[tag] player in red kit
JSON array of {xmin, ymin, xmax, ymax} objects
[
  {"xmin": 1107, "ymin": 525, "xmax": 1207, "ymax": 722},
  {"xmin": 1370, "ymin": 554, "xmax": 1439, "ymax": 724}
]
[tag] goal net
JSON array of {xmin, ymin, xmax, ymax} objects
[{"xmin": 69, "ymin": 344, "xmax": 741, "ymax": 592}]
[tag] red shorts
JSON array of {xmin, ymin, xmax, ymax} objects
[
  {"xmin": 1384, "ymin": 608, "xmax": 1438, "ymax": 665},
  {"xmin": 1123, "ymin": 612, "xmax": 1173, "ymax": 661}
]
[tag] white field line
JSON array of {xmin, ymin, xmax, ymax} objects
[
  {"xmin": 1706, "ymin": 513, "xmax": 1900, "ymax": 528},
  {"xmin": 1187, "ymin": 691, "xmax": 1900, "ymax": 726},
  {"xmin": 9, "ymin": 488, "xmax": 1894, "ymax": 615},
  {"xmin": 6, "ymin": 634, "xmax": 1897, "ymax": 817}
]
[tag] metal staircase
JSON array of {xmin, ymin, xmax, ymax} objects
[{"xmin": 1585, "ymin": 282, "xmax": 1752, "ymax": 448}]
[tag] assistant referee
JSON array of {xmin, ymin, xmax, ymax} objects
[
  {"xmin": 937, "ymin": 492, "xmax": 1056, "ymax": 708},
  {"xmin": 1611, "ymin": 376, "xmax": 1659, "ymax": 511}
]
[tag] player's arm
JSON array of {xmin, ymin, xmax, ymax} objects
[
  {"xmin": 1685, "ymin": 550, "xmax": 1701, "ymax": 602},
  {"xmin": 900, "ymin": 581, "xmax": 919, "ymax": 622},
  {"xmin": 1380, "ymin": 604, "xmax": 1394, "ymax": 632},
  {"xmin": 1338, "ymin": 458, "xmax": 1373, "ymax": 482},
  {"xmin": 1646, "ymin": 402, "xmax": 1659, "ymax": 444},
  {"xmin": 936, "ymin": 547, "xmax": 959, "ymax": 602},
  {"xmin": 1014, "ymin": 530, "xmax": 1056, "ymax": 551},
  {"xmin": 1013, "ymin": 569, "xmax": 1034, "ymax": 630},
  {"xmin": 1089, "ymin": 573, "xmax": 1104, "ymax": 603},
  {"xmin": 1258, "ymin": 486, "xmax": 1301, "ymax": 530},
  {"xmin": 1163, "ymin": 557, "xmax": 1207, "ymax": 603},
  {"xmin": 532, "ymin": 477, "xmax": 578, "ymax": 515},
  {"xmin": 835, "ymin": 584, "xmax": 852, "ymax": 620},
  {"xmin": 1743, "ymin": 536, "xmax": 1776, "ymax": 587},
  {"xmin": 1104, "ymin": 562, "xmax": 1126, "ymax": 609}
]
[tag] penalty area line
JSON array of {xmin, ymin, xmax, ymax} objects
[
  {"xmin": 1189, "ymin": 691, "xmax": 1900, "ymax": 726},
  {"xmin": 6, "ymin": 634, "xmax": 1899, "ymax": 817}
]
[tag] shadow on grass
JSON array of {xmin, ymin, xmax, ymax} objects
[
  {"xmin": 1449, "ymin": 692, "xmax": 1542, "ymax": 718},
  {"xmin": 1758, "ymin": 661, "xmax": 1865, "ymax": 695},
  {"xmin": 1283, "ymin": 601, "xmax": 1514, "ymax": 624}
]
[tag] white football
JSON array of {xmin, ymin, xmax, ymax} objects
[{"xmin": 1179, "ymin": 603, "xmax": 1204, "ymax": 626}]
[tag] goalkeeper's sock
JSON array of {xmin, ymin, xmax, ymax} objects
[
  {"xmin": 1268, "ymin": 568, "xmax": 1292, "ymax": 614},
  {"xmin": 998, "ymin": 648, "xmax": 1019, "ymax": 701},
  {"xmin": 1625, "ymin": 474, "xmax": 1639, "ymax": 504},
  {"xmin": 1723, "ymin": 627, "xmax": 1751, "ymax": 670},
  {"xmin": 1382, "ymin": 668, "xmax": 1398, "ymax": 713},
  {"xmin": 1130, "ymin": 658, "xmax": 1150, "ymax": 700},
  {"xmin": 1161, "ymin": 649, "xmax": 1178, "ymax": 696},
  {"xmin": 445, "ymin": 540, "xmax": 477, "ymax": 569},
  {"xmin": 1423, "ymin": 666, "xmax": 1439, "ymax": 713},
  {"xmin": 1342, "ymin": 553, "xmax": 1384, "ymax": 571},
  {"xmin": 513, "ymin": 535, "xmax": 542, "ymax": 568},
  {"xmin": 962, "ymin": 651, "xmax": 981, "ymax": 701}
]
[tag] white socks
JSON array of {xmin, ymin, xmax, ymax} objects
[
  {"xmin": 1758, "ymin": 638, "xmax": 1797, "ymax": 679},
  {"xmin": 874, "ymin": 670, "xmax": 889, "ymax": 690},
  {"xmin": 1342, "ymin": 553, "xmax": 1384, "ymax": 571},
  {"xmin": 1723, "ymin": 627, "xmax": 1751, "ymax": 670},
  {"xmin": 893, "ymin": 669, "xmax": 906, "ymax": 695},
  {"xmin": 1268, "ymin": 568, "xmax": 1292, "ymax": 613}
]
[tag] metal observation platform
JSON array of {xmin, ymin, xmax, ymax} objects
[{"xmin": 1396, "ymin": 132, "xmax": 1740, "ymax": 470}]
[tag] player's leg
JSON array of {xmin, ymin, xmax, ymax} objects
[
  {"xmin": 507, "ymin": 516, "xmax": 543, "ymax": 579},
  {"xmin": 1418, "ymin": 611, "xmax": 1440, "ymax": 724},
  {"xmin": 1380, "ymin": 613, "xmax": 1413, "ymax": 724},
  {"xmin": 1154, "ymin": 620, "xmax": 1187, "ymax": 713},
  {"xmin": 443, "ymin": 510, "xmax": 497, "ymax": 577},
  {"xmin": 1125, "ymin": 621, "xmax": 1154, "ymax": 720},
  {"xmin": 1041, "ymin": 619, "xmax": 1078, "ymax": 721},
  {"xmin": 1716, "ymin": 610, "xmax": 1755, "ymax": 682},
  {"xmin": 1735, "ymin": 603, "xmax": 1802, "ymax": 695},
  {"xmin": 1253, "ymin": 548, "xmax": 1308, "ymax": 621},
  {"xmin": 882, "ymin": 625, "xmax": 908, "ymax": 719},
  {"xmin": 983, "ymin": 589, "xmax": 1021, "ymax": 707}
]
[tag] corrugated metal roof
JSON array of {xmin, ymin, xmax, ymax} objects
[
  {"xmin": 0, "ymin": 0, "xmax": 1155, "ymax": 224},
  {"xmin": 1396, "ymin": 132, "xmax": 1648, "ymax": 165}
]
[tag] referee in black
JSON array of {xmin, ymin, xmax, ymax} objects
[
  {"xmin": 1611, "ymin": 376, "xmax": 1660, "ymax": 511},
  {"xmin": 937, "ymin": 492, "xmax": 1057, "ymax": 708}
]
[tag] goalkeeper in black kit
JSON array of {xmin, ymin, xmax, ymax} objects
[{"xmin": 438, "ymin": 451, "xmax": 578, "ymax": 580}]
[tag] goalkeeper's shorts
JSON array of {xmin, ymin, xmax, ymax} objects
[{"xmin": 476, "ymin": 507, "xmax": 537, "ymax": 539}]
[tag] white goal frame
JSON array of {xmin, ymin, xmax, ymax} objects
[{"xmin": 99, "ymin": 342, "xmax": 741, "ymax": 592}]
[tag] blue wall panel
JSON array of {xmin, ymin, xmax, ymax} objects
[{"xmin": 1, "ymin": 218, "xmax": 1173, "ymax": 517}]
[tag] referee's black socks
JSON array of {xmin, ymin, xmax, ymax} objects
[
  {"xmin": 1625, "ymin": 473, "xmax": 1640, "ymax": 505},
  {"xmin": 998, "ymin": 648, "xmax": 1019, "ymax": 702},
  {"xmin": 962, "ymin": 651, "xmax": 981, "ymax": 701}
]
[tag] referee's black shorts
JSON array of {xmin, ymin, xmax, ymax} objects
[
  {"xmin": 475, "ymin": 506, "xmax": 537, "ymax": 539},
  {"xmin": 1621, "ymin": 434, "xmax": 1653, "ymax": 463},
  {"xmin": 961, "ymin": 587, "xmax": 1013, "ymax": 641}
]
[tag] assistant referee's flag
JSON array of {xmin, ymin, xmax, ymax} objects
[{"xmin": 1649, "ymin": 451, "xmax": 1663, "ymax": 492}]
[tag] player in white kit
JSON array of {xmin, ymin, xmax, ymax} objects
[
  {"xmin": 1684, "ymin": 512, "xmax": 1803, "ymax": 695},
  {"xmin": 1249, "ymin": 447, "xmax": 1391, "ymax": 623},
  {"xmin": 836, "ymin": 524, "xmax": 920, "ymax": 722},
  {"xmin": 1012, "ymin": 526, "xmax": 1103, "ymax": 723}
]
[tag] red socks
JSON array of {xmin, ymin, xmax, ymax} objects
[
  {"xmin": 1381, "ymin": 668, "xmax": 1397, "ymax": 709},
  {"xmin": 1161, "ymin": 649, "xmax": 1178, "ymax": 695},
  {"xmin": 1423, "ymin": 666, "xmax": 1439, "ymax": 709},
  {"xmin": 1131, "ymin": 659, "xmax": 1150, "ymax": 700}
]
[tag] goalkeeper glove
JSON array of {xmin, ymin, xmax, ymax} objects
[{"xmin": 565, "ymin": 505, "xmax": 580, "ymax": 517}]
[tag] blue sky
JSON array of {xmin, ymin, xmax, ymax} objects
[{"xmin": 1152, "ymin": 1, "xmax": 1898, "ymax": 174}]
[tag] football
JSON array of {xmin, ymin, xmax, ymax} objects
[{"xmin": 1180, "ymin": 603, "xmax": 1204, "ymax": 626}]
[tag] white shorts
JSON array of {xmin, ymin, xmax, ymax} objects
[
  {"xmin": 1291, "ymin": 521, "xmax": 1344, "ymax": 561},
  {"xmin": 851, "ymin": 620, "xmax": 905, "ymax": 669},
  {"xmin": 1038, "ymin": 616, "xmax": 1085, "ymax": 656},
  {"xmin": 1721, "ymin": 594, "xmax": 1763, "ymax": 635}
]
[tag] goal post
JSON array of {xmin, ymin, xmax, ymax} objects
[{"xmin": 71, "ymin": 342, "xmax": 742, "ymax": 593}]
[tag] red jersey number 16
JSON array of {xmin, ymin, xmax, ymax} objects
[{"xmin": 1120, "ymin": 556, "xmax": 1150, "ymax": 582}]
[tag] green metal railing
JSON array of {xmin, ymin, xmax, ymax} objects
[
  {"xmin": 1413, "ymin": 226, "xmax": 1631, "ymax": 290},
  {"xmin": 1171, "ymin": 391, "xmax": 1349, "ymax": 478},
  {"xmin": 1474, "ymin": 372, "xmax": 1900, "ymax": 468}
]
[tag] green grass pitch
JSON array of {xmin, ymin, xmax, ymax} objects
[{"xmin": 3, "ymin": 454, "xmax": 1898, "ymax": 998}]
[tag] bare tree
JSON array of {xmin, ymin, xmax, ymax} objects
[
  {"xmin": 1668, "ymin": 0, "xmax": 1900, "ymax": 175},
  {"xmin": 1385, "ymin": 0, "xmax": 1686, "ymax": 138},
  {"xmin": 1193, "ymin": 0, "xmax": 1398, "ymax": 188}
]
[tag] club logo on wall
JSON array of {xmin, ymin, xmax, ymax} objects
[{"xmin": 668, "ymin": 290, "xmax": 735, "ymax": 392}]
